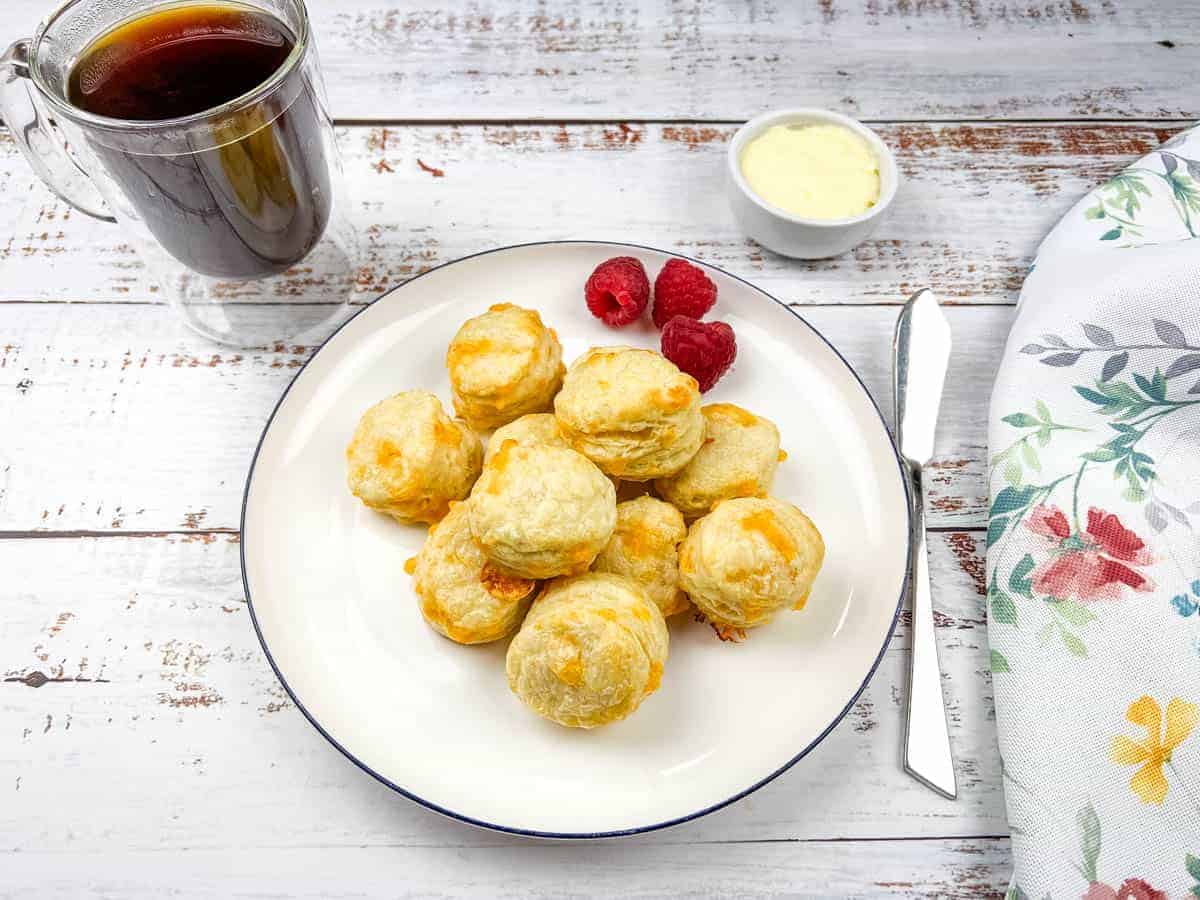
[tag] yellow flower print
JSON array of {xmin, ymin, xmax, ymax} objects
[{"xmin": 1110, "ymin": 695, "xmax": 1197, "ymax": 805}]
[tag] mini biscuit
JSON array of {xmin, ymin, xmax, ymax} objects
[
  {"xmin": 486, "ymin": 412, "xmax": 625, "ymax": 493},
  {"xmin": 554, "ymin": 347, "xmax": 704, "ymax": 481},
  {"xmin": 679, "ymin": 496, "xmax": 824, "ymax": 631},
  {"xmin": 469, "ymin": 441, "xmax": 616, "ymax": 579},
  {"xmin": 483, "ymin": 413, "xmax": 568, "ymax": 464},
  {"xmin": 447, "ymin": 303, "xmax": 565, "ymax": 431},
  {"xmin": 346, "ymin": 390, "xmax": 482, "ymax": 524},
  {"xmin": 505, "ymin": 572, "xmax": 668, "ymax": 728},
  {"xmin": 655, "ymin": 403, "xmax": 782, "ymax": 519},
  {"xmin": 592, "ymin": 496, "xmax": 689, "ymax": 617},
  {"xmin": 409, "ymin": 500, "xmax": 537, "ymax": 644}
]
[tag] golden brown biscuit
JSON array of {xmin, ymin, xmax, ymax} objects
[
  {"xmin": 505, "ymin": 572, "xmax": 668, "ymax": 728},
  {"xmin": 469, "ymin": 441, "xmax": 616, "ymax": 579},
  {"xmin": 483, "ymin": 413, "xmax": 568, "ymax": 464},
  {"xmin": 409, "ymin": 500, "xmax": 537, "ymax": 644},
  {"xmin": 485, "ymin": 413, "xmax": 627, "ymax": 494},
  {"xmin": 592, "ymin": 496, "xmax": 689, "ymax": 617},
  {"xmin": 554, "ymin": 346, "xmax": 704, "ymax": 481},
  {"xmin": 679, "ymin": 496, "xmax": 824, "ymax": 631},
  {"xmin": 346, "ymin": 390, "xmax": 482, "ymax": 524},
  {"xmin": 446, "ymin": 303, "xmax": 565, "ymax": 431},
  {"xmin": 655, "ymin": 403, "xmax": 782, "ymax": 519}
]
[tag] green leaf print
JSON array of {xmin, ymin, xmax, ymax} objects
[
  {"xmin": 992, "ymin": 486, "xmax": 1038, "ymax": 517},
  {"xmin": 1009, "ymin": 554, "xmax": 1035, "ymax": 598},
  {"xmin": 1087, "ymin": 152, "xmax": 1200, "ymax": 241},
  {"xmin": 1004, "ymin": 458, "xmax": 1023, "ymax": 487},
  {"xmin": 991, "ymin": 591, "xmax": 1018, "ymax": 627},
  {"xmin": 990, "ymin": 649, "xmax": 1011, "ymax": 674},
  {"xmin": 1063, "ymin": 365, "xmax": 1200, "ymax": 502},
  {"xmin": 1187, "ymin": 852, "xmax": 1200, "ymax": 897},
  {"xmin": 1077, "ymin": 803, "xmax": 1102, "ymax": 883},
  {"xmin": 1061, "ymin": 629, "xmax": 1088, "ymax": 658},
  {"xmin": 1049, "ymin": 600, "xmax": 1097, "ymax": 628},
  {"xmin": 1021, "ymin": 440, "xmax": 1041, "ymax": 472},
  {"xmin": 990, "ymin": 316, "xmax": 1200, "ymax": 670},
  {"xmin": 1003, "ymin": 413, "xmax": 1041, "ymax": 428},
  {"xmin": 1075, "ymin": 386, "xmax": 1112, "ymax": 406},
  {"xmin": 1134, "ymin": 370, "xmax": 1168, "ymax": 401},
  {"xmin": 987, "ymin": 515, "xmax": 1009, "ymax": 548},
  {"xmin": 991, "ymin": 403, "xmax": 1082, "ymax": 494},
  {"xmin": 989, "ymin": 570, "xmax": 1019, "ymax": 626}
]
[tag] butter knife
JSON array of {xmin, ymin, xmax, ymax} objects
[{"xmin": 893, "ymin": 288, "xmax": 957, "ymax": 800}]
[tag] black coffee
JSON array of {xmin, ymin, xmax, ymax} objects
[{"xmin": 66, "ymin": 3, "xmax": 331, "ymax": 279}]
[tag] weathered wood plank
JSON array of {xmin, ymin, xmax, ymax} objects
[
  {"xmin": 0, "ymin": 530, "xmax": 1001, "ymax": 851},
  {"xmin": 0, "ymin": 0, "xmax": 1192, "ymax": 121},
  {"xmin": 0, "ymin": 839, "xmax": 1012, "ymax": 898},
  {"xmin": 0, "ymin": 303, "xmax": 1007, "ymax": 533},
  {"xmin": 0, "ymin": 122, "xmax": 1183, "ymax": 305}
]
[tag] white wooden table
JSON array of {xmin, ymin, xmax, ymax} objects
[{"xmin": 2, "ymin": 2, "xmax": 1196, "ymax": 896}]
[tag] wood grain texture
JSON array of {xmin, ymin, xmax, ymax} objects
[
  {"xmin": 0, "ymin": 121, "xmax": 1184, "ymax": 305},
  {"xmin": 16, "ymin": 0, "xmax": 1181, "ymax": 887},
  {"xmin": 0, "ymin": 839, "xmax": 1012, "ymax": 898},
  {"xmin": 0, "ymin": 302, "xmax": 1008, "ymax": 533},
  {"xmin": 0, "ymin": 0, "xmax": 1193, "ymax": 121},
  {"xmin": 0, "ymin": 530, "xmax": 1001, "ymax": 854}
]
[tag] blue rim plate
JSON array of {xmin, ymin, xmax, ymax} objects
[{"xmin": 241, "ymin": 240, "xmax": 910, "ymax": 838}]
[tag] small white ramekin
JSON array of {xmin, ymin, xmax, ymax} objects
[{"xmin": 726, "ymin": 108, "xmax": 899, "ymax": 260}]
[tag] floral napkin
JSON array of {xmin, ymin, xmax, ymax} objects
[{"xmin": 988, "ymin": 126, "xmax": 1200, "ymax": 898}]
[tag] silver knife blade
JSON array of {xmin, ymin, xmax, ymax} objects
[
  {"xmin": 893, "ymin": 287, "xmax": 957, "ymax": 800},
  {"xmin": 894, "ymin": 289, "xmax": 952, "ymax": 465}
]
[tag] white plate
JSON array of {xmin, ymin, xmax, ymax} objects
[{"xmin": 242, "ymin": 241, "xmax": 910, "ymax": 838}]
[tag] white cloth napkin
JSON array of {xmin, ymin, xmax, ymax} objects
[{"xmin": 988, "ymin": 127, "xmax": 1200, "ymax": 898}]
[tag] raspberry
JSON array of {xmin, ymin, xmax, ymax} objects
[
  {"xmin": 585, "ymin": 256, "xmax": 650, "ymax": 327},
  {"xmin": 651, "ymin": 258, "xmax": 717, "ymax": 329},
  {"xmin": 660, "ymin": 316, "xmax": 736, "ymax": 393}
]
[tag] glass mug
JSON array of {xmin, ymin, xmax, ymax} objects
[{"xmin": 0, "ymin": 0, "xmax": 358, "ymax": 345}]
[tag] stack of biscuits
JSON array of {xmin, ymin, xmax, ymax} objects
[{"xmin": 346, "ymin": 302, "xmax": 825, "ymax": 729}]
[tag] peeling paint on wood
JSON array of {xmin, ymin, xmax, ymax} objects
[
  {"xmin": 1, "ymin": 0, "xmax": 1188, "ymax": 120},
  {"xmin": 8, "ymin": 0, "xmax": 1176, "ymax": 883},
  {"xmin": 0, "ymin": 303, "xmax": 1009, "ymax": 532},
  {"xmin": 0, "ymin": 531, "xmax": 1002, "ymax": 859},
  {"xmin": 44, "ymin": 611, "xmax": 74, "ymax": 637},
  {"xmin": 0, "ymin": 123, "xmax": 1185, "ymax": 306},
  {"xmin": 946, "ymin": 532, "xmax": 987, "ymax": 597},
  {"xmin": 0, "ymin": 839, "xmax": 1012, "ymax": 897}
]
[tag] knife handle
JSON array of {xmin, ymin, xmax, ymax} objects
[{"xmin": 903, "ymin": 465, "xmax": 957, "ymax": 799}]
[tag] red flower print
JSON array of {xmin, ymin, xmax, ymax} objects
[
  {"xmin": 1082, "ymin": 879, "xmax": 1166, "ymax": 900},
  {"xmin": 1024, "ymin": 505, "xmax": 1154, "ymax": 602},
  {"xmin": 1115, "ymin": 879, "xmax": 1166, "ymax": 900},
  {"xmin": 1085, "ymin": 508, "xmax": 1153, "ymax": 566},
  {"xmin": 1028, "ymin": 504, "xmax": 1071, "ymax": 540}
]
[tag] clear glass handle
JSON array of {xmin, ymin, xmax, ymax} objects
[{"xmin": 0, "ymin": 39, "xmax": 114, "ymax": 222}]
